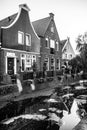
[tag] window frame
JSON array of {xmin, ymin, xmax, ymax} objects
[
  {"xmin": 50, "ymin": 39, "xmax": 55, "ymax": 48},
  {"xmin": 44, "ymin": 57, "xmax": 49, "ymax": 71},
  {"xmin": 20, "ymin": 54, "xmax": 25, "ymax": 72},
  {"xmin": 18, "ymin": 31, "xmax": 24, "ymax": 45},
  {"xmin": 56, "ymin": 41, "xmax": 59, "ymax": 51},
  {"xmin": 26, "ymin": 33, "xmax": 31, "ymax": 46},
  {"xmin": 51, "ymin": 57, "xmax": 55, "ymax": 70},
  {"xmin": 50, "ymin": 24, "xmax": 54, "ymax": 33},
  {"xmin": 45, "ymin": 37, "xmax": 49, "ymax": 48}
]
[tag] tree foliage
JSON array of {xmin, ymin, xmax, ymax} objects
[
  {"xmin": 76, "ymin": 32, "xmax": 87, "ymax": 72},
  {"xmin": 68, "ymin": 55, "xmax": 82, "ymax": 74}
]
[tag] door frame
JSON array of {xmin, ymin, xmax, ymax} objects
[{"xmin": 5, "ymin": 52, "xmax": 17, "ymax": 75}]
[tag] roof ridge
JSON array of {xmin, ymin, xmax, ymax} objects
[
  {"xmin": 32, "ymin": 16, "xmax": 50, "ymax": 23},
  {"xmin": 0, "ymin": 13, "xmax": 17, "ymax": 22}
]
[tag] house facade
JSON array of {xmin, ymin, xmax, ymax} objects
[
  {"xmin": 61, "ymin": 37, "xmax": 75, "ymax": 65},
  {"xmin": 32, "ymin": 13, "xmax": 61, "ymax": 71},
  {"xmin": 0, "ymin": 4, "xmax": 40, "ymax": 76}
]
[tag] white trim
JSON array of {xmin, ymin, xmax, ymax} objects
[
  {"xmin": 26, "ymin": 33, "xmax": 31, "ymax": 46},
  {"xmin": 14, "ymin": 57, "xmax": 17, "ymax": 74},
  {"xmin": 27, "ymin": 14, "xmax": 40, "ymax": 40},
  {"xmin": 1, "ymin": 48, "xmax": 40, "ymax": 55},
  {"xmin": 1, "ymin": 4, "xmax": 31, "ymax": 29},
  {"xmin": 18, "ymin": 31, "xmax": 24, "ymax": 45},
  {"xmin": 45, "ymin": 37, "xmax": 49, "ymax": 48},
  {"xmin": 19, "ymin": 4, "xmax": 30, "ymax": 12},
  {"xmin": 5, "ymin": 55, "xmax": 17, "ymax": 75},
  {"xmin": 56, "ymin": 41, "xmax": 59, "ymax": 51},
  {"xmin": 1, "ymin": 8, "xmax": 21, "ymax": 29},
  {"xmin": 20, "ymin": 54, "xmax": 26, "ymax": 72},
  {"xmin": 62, "ymin": 40, "xmax": 68, "ymax": 52},
  {"xmin": 5, "ymin": 56, "xmax": 7, "ymax": 74}
]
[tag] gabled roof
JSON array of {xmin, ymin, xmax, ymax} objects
[
  {"xmin": 0, "ymin": 4, "xmax": 31, "ymax": 29},
  {"xmin": 32, "ymin": 17, "xmax": 51, "ymax": 37},
  {"xmin": 0, "ymin": 13, "xmax": 17, "ymax": 28},
  {"xmin": 60, "ymin": 39, "xmax": 67, "ymax": 50}
]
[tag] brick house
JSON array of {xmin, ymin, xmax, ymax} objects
[
  {"xmin": 32, "ymin": 13, "xmax": 61, "ymax": 72},
  {"xmin": 0, "ymin": 4, "xmax": 40, "ymax": 77}
]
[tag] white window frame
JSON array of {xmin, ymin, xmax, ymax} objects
[
  {"xmin": 18, "ymin": 31, "xmax": 24, "ymax": 45},
  {"xmin": 45, "ymin": 37, "xmax": 49, "ymax": 48},
  {"xmin": 25, "ymin": 54, "xmax": 36, "ymax": 71},
  {"xmin": 50, "ymin": 39, "xmax": 55, "ymax": 48},
  {"xmin": 51, "ymin": 24, "xmax": 54, "ymax": 33},
  {"xmin": 56, "ymin": 41, "xmax": 59, "ymax": 51},
  {"xmin": 32, "ymin": 55, "xmax": 36, "ymax": 65},
  {"xmin": 26, "ymin": 33, "xmax": 31, "ymax": 46}
]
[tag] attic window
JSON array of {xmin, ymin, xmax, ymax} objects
[{"xmin": 51, "ymin": 24, "xmax": 54, "ymax": 33}]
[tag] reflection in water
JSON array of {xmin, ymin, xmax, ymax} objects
[{"xmin": 60, "ymin": 100, "xmax": 80, "ymax": 130}]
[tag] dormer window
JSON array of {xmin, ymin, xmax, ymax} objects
[
  {"xmin": 45, "ymin": 37, "xmax": 49, "ymax": 48},
  {"xmin": 18, "ymin": 31, "xmax": 24, "ymax": 44},
  {"xmin": 26, "ymin": 33, "xmax": 31, "ymax": 46}
]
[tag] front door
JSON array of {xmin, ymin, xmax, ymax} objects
[{"xmin": 7, "ymin": 58, "xmax": 14, "ymax": 75}]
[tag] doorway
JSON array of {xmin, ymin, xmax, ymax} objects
[{"xmin": 7, "ymin": 57, "xmax": 14, "ymax": 75}]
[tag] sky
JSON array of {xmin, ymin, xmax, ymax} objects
[{"xmin": 0, "ymin": 0, "xmax": 87, "ymax": 54}]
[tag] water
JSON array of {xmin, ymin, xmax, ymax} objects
[{"xmin": 60, "ymin": 99, "xmax": 80, "ymax": 130}]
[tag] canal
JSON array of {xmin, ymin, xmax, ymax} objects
[
  {"xmin": 0, "ymin": 80, "xmax": 87, "ymax": 130},
  {"xmin": 60, "ymin": 99, "xmax": 80, "ymax": 130}
]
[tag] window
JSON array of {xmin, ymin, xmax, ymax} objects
[
  {"xmin": 44, "ymin": 57, "xmax": 49, "ymax": 71},
  {"xmin": 21, "ymin": 54, "xmax": 25, "ymax": 71},
  {"xmin": 51, "ymin": 58, "xmax": 55, "ymax": 70},
  {"xmin": 26, "ymin": 54, "xmax": 36, "ymax": 71},
  {"xmin": 56, "ymin": 59, "xmax": 60, "ymax": 69},
  {"xmin": 56, "ymin": 41, "xmax": 59, "ymax": 51},
  {"xmin": 45, "ymin": 37, "xmax": 49, "ymax": 48},
  {"xmin": 50, "ymin": 39, "xmax": 55, "ymax": 48},
  {"xmin": 51, "ymin": 24, "xmax": 54, "ymax": 33},
  {"xmin": 26, "ymin": 55, "xmax": 32, "ymax": 67},
  {"xmin": 32, "ymin": 55, "xmax": 36, "ymax": 64},
  {"xmin": 65, "ymin": 54, "xmax": 67, "ymax": 59},
  {"xmin": 26, "ymin": 34, "xmax": 31, "ymax": 46},
  {"xmin": 18, "ymin": 31, "xmax": 24, "ymax": 44}
]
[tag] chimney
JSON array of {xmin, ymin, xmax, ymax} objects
[
  {"xmin": 49, "ymin": 13, "xmax": 54, "ymax": 19},
  {"xmin": 19, "ymin": 4, "xmax": 30, "ymax": 11}
]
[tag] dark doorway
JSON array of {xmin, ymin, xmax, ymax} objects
[{"xmin": 7, "ymin": 57, "xmax": 14, "ymax": 75}]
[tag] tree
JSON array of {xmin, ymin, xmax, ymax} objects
[
  {"xmin": 68, "ymin": 55, "xmax": 83, "ymax": 74},
  {"xmin": 76, "ymin": 32, "xmax": 87, "ymax": 72}
]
